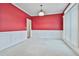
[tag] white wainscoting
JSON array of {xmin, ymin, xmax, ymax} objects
[
  {"xmin": 0, "ymin": 30, "xmax": 62, "ymax": 51},
  {"xmin": 0, "ymin": 31, "xmax": 27, "ymax": 51},
  {"xmin": 32, "ymin": 30, "xmax": 62, "ymax": 39}
]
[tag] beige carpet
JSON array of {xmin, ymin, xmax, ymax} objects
[{"xmin": 0, "ymin": 38, "xmax": 76, "ymax": 56}]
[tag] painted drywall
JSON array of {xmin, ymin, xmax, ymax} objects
[
  {"xmin": 0, "ymin": 3, "xmax": 63, "ymax": 31},
  {"xmin": 0, "ymin": 3, "xmax": 31, "ymax": 32},
  {"xmin": 31, "ymin": 14, "xmax": 63, "ymax": 30}
]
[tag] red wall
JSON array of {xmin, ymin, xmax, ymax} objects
[
  {"xmin": 31, "ymin": 14, "xmax": 63, "ymax": 30},
  {"xmin": 0, "ymin": 3, "xmax": 31, "ymax": 32},
  {"xmin": 0, "ymin": 3, "xmax": 63, "ymax": 31}
]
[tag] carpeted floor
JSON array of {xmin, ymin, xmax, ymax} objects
[{"xmin": 0, "ymin": 38, "xmax": 76, "ymax": 56}]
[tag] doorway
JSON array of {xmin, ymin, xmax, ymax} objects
[{"xmin": 27, "ymin": 18, "xmax": 32, "ymax": 38}]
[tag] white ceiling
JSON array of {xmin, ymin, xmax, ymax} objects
[{"xmin": 13, "ymin": 3, "xmax": 68, "ymax": 16}]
